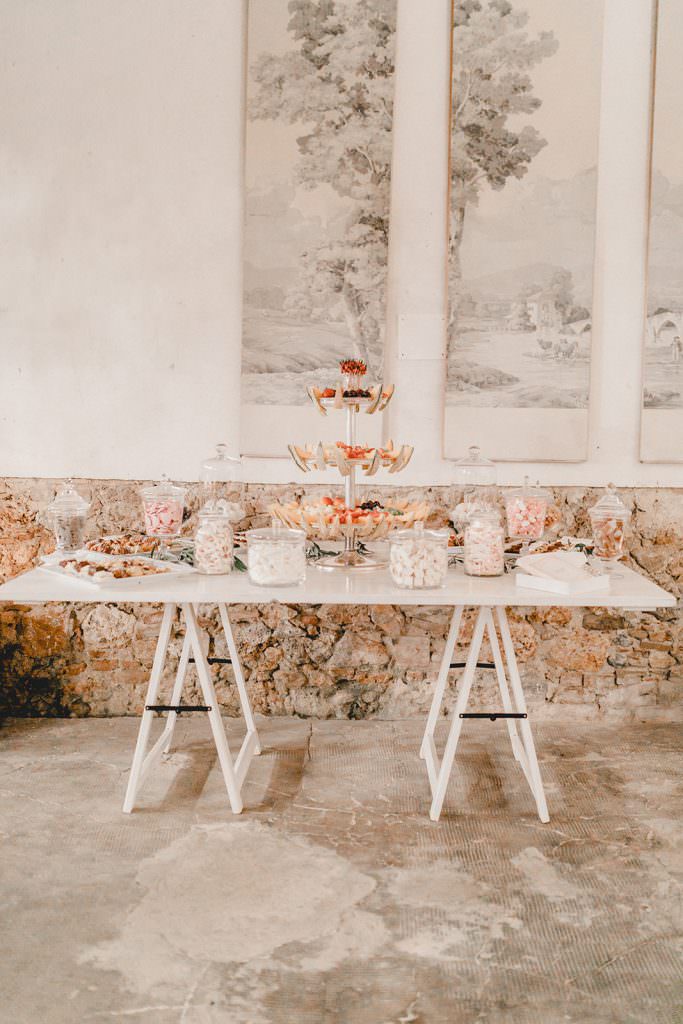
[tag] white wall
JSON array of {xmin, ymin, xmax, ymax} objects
[{"xmin": 1, "ymin": 0, "xmax": 680, "ymax": 487}]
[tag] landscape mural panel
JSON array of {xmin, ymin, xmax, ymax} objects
[
  {"xmin": 641, "ymin": 0, "xmax": 683, "ymax": 461},
  {"xmin": 241, "ymin": 0, "xmax": 395, "ymax": 455},
  {"xmin": 445, "ymin": 0, "xmax": 604, "ymax": 461}
]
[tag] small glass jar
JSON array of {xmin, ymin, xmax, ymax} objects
[
  {"xmin": 200, "ymin": 443, "xmax": 243, "ymax": 507},
  {"xmin": 339, "ymin": 358, "xmax": 369, "ymax": 397},
  {"xmin": 589, "ymin": 485, "xmax": 631, "ymax": 565},
  {"xmin": 465, "ymin": 511, "xmax": 505, "ymax": 577},
  {"xmin": 194, "ymin": 506, "xmax": 234, "ymax": 574},
  {"xmin": 246, "ymin": 524, "xmax": 306, "ymax": 587},
  {"xmin": 140, "ymin": 478, "xmax": 185, "ymax": 539},
  {"xmin": 47, "ymin": 479, "xmax": 90, "ymax": 553},
  {"xmin": 505, "ymin": 478, "xmax": 550, "ymax": 543},
  {"xmin": 452, "ymin": 445, "xmax": 498, "ymax": 526},
  {"xmin": 389, "ymin": 523, "xmax": 450, "ymax": 589}
]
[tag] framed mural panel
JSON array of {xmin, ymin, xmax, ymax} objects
[
  {"xmin": 641, "ymin": 0, "xmax": 683, "ymax": 462},
  {"xmin": 444, "ymin": 0, "xmax": 604, "ymax": 461},
  {"xmin": 241, "ymin": 0, "xmax": 396, "ymax": 456}
]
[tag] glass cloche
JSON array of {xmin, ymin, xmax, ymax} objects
[
  {"xmin": 452, "ymin": 445, "xmax": 498, "ymax": 525},
  {"xmin": 200, "ymin": 443, "xmax": 243, "ymax": 503}
]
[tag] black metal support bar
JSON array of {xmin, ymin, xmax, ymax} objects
[
  {"xmin": 188, "ymin": 657, "xmax": 231, "ymax": 665},
  {"xmin": 459, "ymin": 712, "xmax": 527, "ymax": 721},
  {"xmin": 450, "ymin": 662, "xmax": 496, "ymax": 669},
  {"xmin": 146, "ymin": 704, "xmax": 212, "ymax": 713}
]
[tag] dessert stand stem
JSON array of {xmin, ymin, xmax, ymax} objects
[{"xmin": 317, "ymin": 402, "xmax": 387, "ymax": 571}]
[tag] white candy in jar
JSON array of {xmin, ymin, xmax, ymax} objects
[
  {"xmin": 390, "ymin": 527, "xmax": 449, "ymax": 589},
  {"xmin": 247, "ymin": 527, "xmax": 306, "ymax": 587},
  {"xmin": 195, "ymin": 514, "xmax": 233, "ymax": 574},
  {"xmin": 464, "ymin": 515, "xmax": 504, "ymax": 576}
]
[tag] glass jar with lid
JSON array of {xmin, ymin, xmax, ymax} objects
[
  {"xmin": 389, "ymin": 522, "xmax": 450, "ymax": 589},
  {"xmin": 452, "ymin": 445, "xmax": 498, "ymax": 525},
  {"xmin": 194, "ymin": 503, "xmax": 234, "ymax": 575},
  {"xmin": 246, "ymin": 522, "xmax": 306, "ymax": 587},
  {"xmin": 505, "ymin": 477, "xmax": 550, "ymax": 546},
  {"xmin": 47, "ymin": 479, "xmax": 90, "ymax": 552},
  {"xmin": 464, "ymin": 511, "xmax": 505, "ymax": 577},
  {"xmin": 140, "ymin": 477, "xmax": 185, "ymax": 540},
  {"xmin": 588, "ymin": 485, "xmax": 631, "ymax": 567},
  {"xmin": 200, "ymin": 443, "xmax": 242, "ymax": 505}
]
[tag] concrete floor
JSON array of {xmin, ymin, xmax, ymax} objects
[{"xmin": 1, "ymin": 716, "xmax": 682, "ymax": 1024}]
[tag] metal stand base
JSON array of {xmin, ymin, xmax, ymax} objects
[{"xmin": 315, "ymin": 549, "xmax": 386, "ymax": 571}]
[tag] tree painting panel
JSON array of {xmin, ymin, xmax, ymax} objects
[
  {"xmin": 241, "ymin": 0, "xmax": 395, "ymax": 429},
  {"xmin": 641, "ymin": 1, "xmax": 683, "ymax": 461},
  {"xmin": 446, "ymin": 0, "xmax": 604, "ymax": 459}
]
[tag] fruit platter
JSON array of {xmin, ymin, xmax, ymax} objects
[{"xmin": 270, "ymin": 495, "xmax": 430, "ymax": 543}]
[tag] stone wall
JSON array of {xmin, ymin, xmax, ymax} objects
[{"xmin": 0, "ymin": 479, "xmax": 680, "ymax": 720}]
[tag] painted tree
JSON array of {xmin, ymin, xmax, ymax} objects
[
  {"xmin": 450, "ymin": 0, "xmax": 558, "ymax": 331},
  {"xmin": 249, "ymin": 0, "xmax": 395, "ymax": 370}
]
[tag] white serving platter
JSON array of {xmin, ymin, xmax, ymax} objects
[{"xmin": 38, "ymin": 550, "xmax": 195, "ymax": 588}]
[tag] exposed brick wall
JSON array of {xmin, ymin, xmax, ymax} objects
[{"xmin": 0, "ymin": 479, "xmax": 680, "ymax": 719}]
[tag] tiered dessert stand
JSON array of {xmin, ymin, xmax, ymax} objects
[{"xmin": 284, "ymin": 360, "xmax": 415, "ymax": 570}]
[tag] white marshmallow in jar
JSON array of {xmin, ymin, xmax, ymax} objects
[
  {"xmin": 464, "ymin": 511, "xmax": 504, "ymax": 577},
  {"xmin": 246, "ymin": 523, "xmax": 306, "ymax": 587},
  {"xmin": 389, "ymin": 523, "xmax": 450, "ymax": 589},
  {"xmin": 194, "ymin": 502, "xmax": 236, "ymax": 575}
]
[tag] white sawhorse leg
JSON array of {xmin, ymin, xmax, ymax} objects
[
  {"xmin": 421, "ymin": 606, "xmax": 549, "ymax": 823},
  {"xmin": 122, "ymin": 601, "xmax": 260, "ymax": 814}
]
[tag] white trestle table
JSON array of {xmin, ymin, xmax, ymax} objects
[{"xmin": 0, "ymin": 565, "xmax": 674, "ymax": 822}]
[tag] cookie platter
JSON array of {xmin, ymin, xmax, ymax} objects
[{"xmin": 39, "ymin": 549, "xmax": 195, "ymax": 587}]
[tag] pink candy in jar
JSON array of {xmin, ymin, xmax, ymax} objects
[
  {"xmin": 140, "ymin": 479, "xmax": 185, "ymax": 539},
  {"xmin": 505, "ymin": 479, "xmax": 550, "ymax": 543}
]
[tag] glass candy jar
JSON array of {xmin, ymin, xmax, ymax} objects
[
  {"xmin": 464, "ymin": 511, "xmax": 505, "ymax": 577},
  {"xmin": 589, "ymin": 485, "xmax": 631, "ymax": 567},
  {"xmin": 246, "ymin": 523, "xmax": 306, "ymax": 587},
  {"xmin": 200, "ymin": 443, "xmax": 243, "ymax": 506},
  {"xmin": 339, "ymin": 357, "xmax": 369, "ymax": 397},
  {"xmin": 389, "ymin": 523, "xmax": 450, "ymax": 589},
  {"xmin": 140, "ymin": 478, "xmax": 185, "ymax": 540},
  {"xmin": 452, "ymin": 445, "xmax": 498, "ymax": 525},
  {"xmin": 47, "ymin": 479, "xmax": 90, "ymax": 552},
  {"xmin": 505, "ymin": 478, "xmax": 550, "ymax": 546},
  {"xmin": 194, "ymin": 505, "xmax": 234, "ymax": 575}
]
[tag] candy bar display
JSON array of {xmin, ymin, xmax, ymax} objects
[
  {"xmin": 464, "ymin": 512, "xmax": 505, "ymax": 577},
  {"xmin": 453, "ymin": 445, "xmax": 498, "ymax": 524},
  {"xmin": 246, "ymin": 525, "xmax": 307, "ymax": 587},
  {"xmin": 286, "ymin": 357, "xmax": 421, "ymax": 570},
  {"xmin": 389, "ymin": 523, "xmax": 450, "ymax": 589},
  {"xmin": 588, "ymin": 485, "xmax": 631, "ymax": 567},
  {"xmin": 505, "ymin": 478, "xmax": 550, "ymax": 547},
  {"xmin": 47, "ymin": 479, "xmax": 90, "ymax": 553},
  {"xmin": 140, "ymin": 479, "xmax": 185, "ymax": 539},
  {"xmin": 194, "ymin": 505, "xmax": 234, "ymax": 575}
]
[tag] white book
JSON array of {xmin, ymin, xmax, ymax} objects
[{"xmin": 515, "ymin": 552, "xmax": 610, "ymax": 595}]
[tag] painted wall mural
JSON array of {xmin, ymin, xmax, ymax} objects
[
  {"xmin": 445, "ymin": 0, "xmax": 604, "ymax": 461},
  {"xmin": 241, "ymin": 0, "xmax": 396, "ymax": 455},
  {"xmin": 641, "ymin": 0, "xmax": 683, "ymax": 461}
]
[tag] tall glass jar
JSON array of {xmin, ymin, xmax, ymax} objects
[
  {"xmin": 47, "ymin": 480, "xmax": 90, "ymax": 553},
  {"xmin": 588, "ymin": 485, "xmax": 631, "ymax": 567},
  {"xmin": 505, "ymin": 478, "xmax": 550, "ymax": 545},
  {"xmin": 194, "ymin": 507, "xmax": 234, "ymax": 574},
  {"xmin": 140, "ymin": 478, "xmax": 185, "ymax": 540},
  {"xmin": 453, "ymin": 445, "xmax": 498, "ymax": 525},
  {"xmin": 464, "ymin": 511, "xmax": 504, "ymax": 577},
  {"xmin": 389, "ymin": 523, "xmax": 450, "ymax": 589}
]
